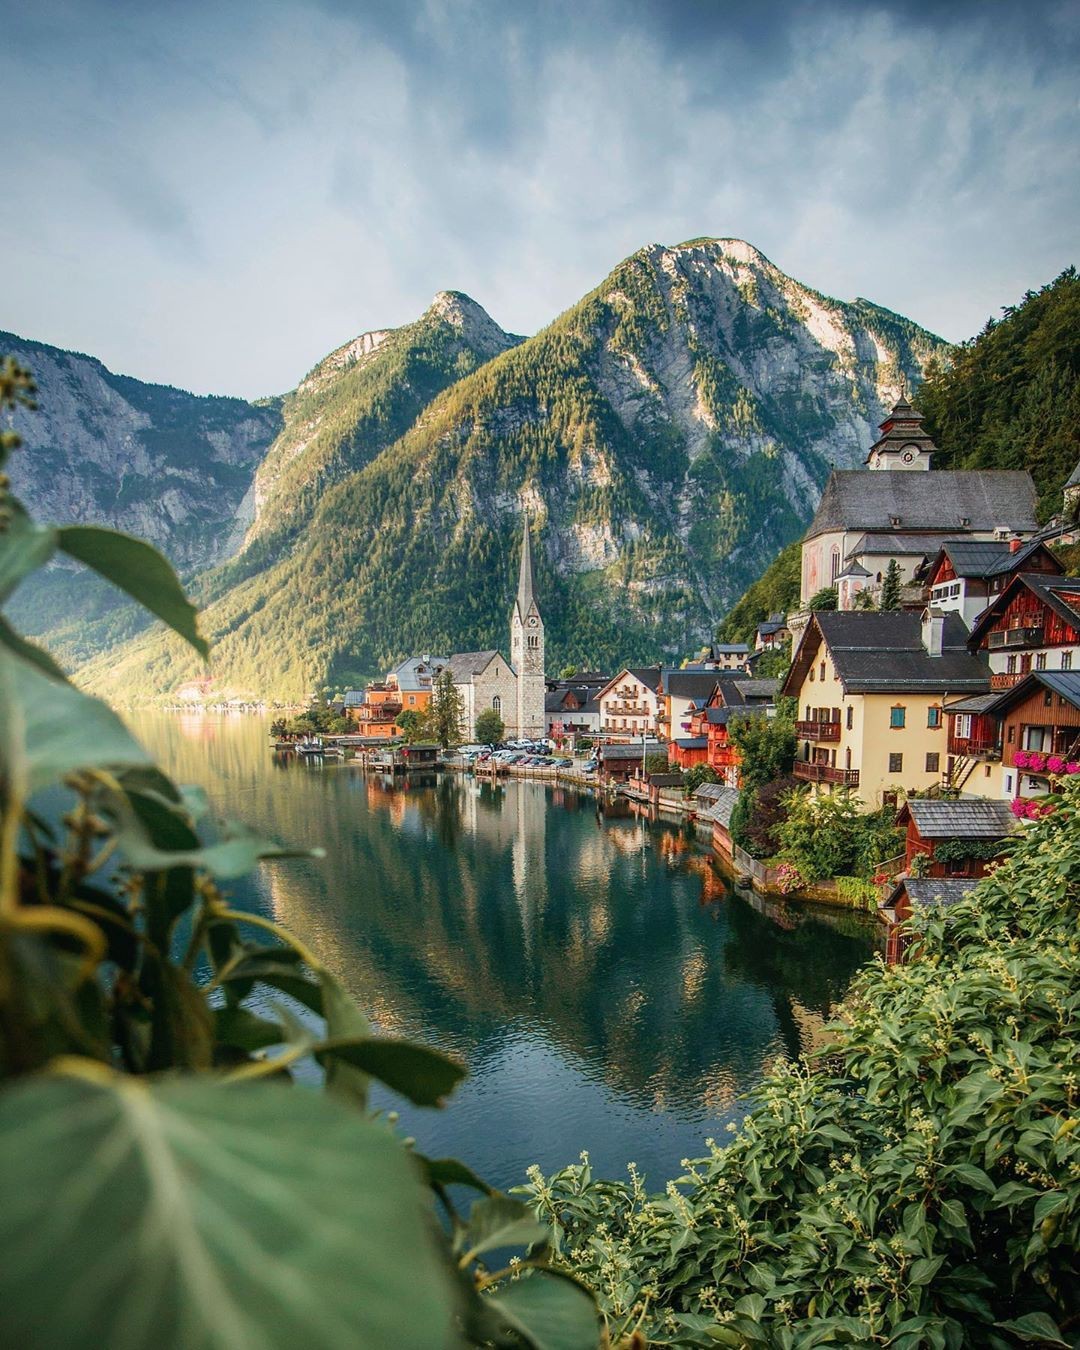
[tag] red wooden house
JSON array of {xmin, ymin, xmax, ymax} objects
[{"xmin": 896, "ymin": 798, "xmax": 1015, "ymax": 879}]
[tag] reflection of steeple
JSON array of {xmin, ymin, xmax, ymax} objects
[{"xmin": 512, "ymin": 782, "xmax": 547, "ymax": 957}]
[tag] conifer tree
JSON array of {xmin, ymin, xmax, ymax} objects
[
  {"xmin": 425, "ymin": 668, "xmax": 465, "ymax": 748},
  {"xmin": 880, "ymin": 559, "xmax": 902, "ymax": 610}
]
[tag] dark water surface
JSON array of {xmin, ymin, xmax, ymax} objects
[{"xmin": 135, "ymin": 713, "xmax": 879, "ymax": 1192}]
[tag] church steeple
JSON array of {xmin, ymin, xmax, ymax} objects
[{"xmin": 515, "ymin": 517, "xmax": 537, "ymax": 620}]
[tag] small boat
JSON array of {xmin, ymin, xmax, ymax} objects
[{"xmin": 295, "ymin": 739, "xmax": 325, "ymax": 756}]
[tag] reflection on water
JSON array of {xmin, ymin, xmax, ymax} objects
[{"xmin": 135, "ymin": 713, "xmax": 879, "ymax": 1190}]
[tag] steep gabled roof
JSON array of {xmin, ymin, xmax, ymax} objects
[
  {"xmin": 967, "ymin": 574, "xmax": 1080, "ymax": 650},
  {"xmin": 926, "ymin": 538, "xmax": 1061, "ymax": 582},
  {"xmin": 783, "ymin": 611, "xmax": 991, "ymax": 697},
  {"xmin": 884, "ymin": 878, "xmax": 978, "ymax": 912},
  {"xmin": 595, "ymin": 666, "xmax": 663, "ymax": 701},
  {"xmin": 898, "ymin": 799, "xmax": 1016, "ymax": 839},
  {"xmin": 983, "ymin": 669, "xmax": 1080, "ymax": 718},
  {"xmin": 805, "ymin": 470, "xmax": 1038, "ymax": 541},
  {"xmin": 662, "ymin": 670, "xmax": 722, "ymax": 701},
  {"xmin": 447, "ymin": 650, "xmax": 504, "ymax": 682}
]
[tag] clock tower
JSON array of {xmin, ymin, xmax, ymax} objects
[
  {"xmin": 510, "ymin": 517, "xmax": 546, "ymax": 739},
  {"xmin": 864, "ymin": 394, "xmax": 937, "ymax": 471}
]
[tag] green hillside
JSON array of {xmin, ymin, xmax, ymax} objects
[
  {"xmin": 70, "ymin": 238, "xmax": 943, "ymax": 702},
  {"xmin": 716, "ymin": 538, "xmax": 801, "ymax": 645},
  {"xmin": 918, "ymin": 267, "xmax": 1079, "ymax": 517}
]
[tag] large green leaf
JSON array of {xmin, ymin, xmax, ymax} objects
[
  {"xmin": 458, "ymin": 1194, "xmax": 549, "ymax": 1263},
  {"xmin": 0, "ymin": 614, "xmax": 69, "ymax": 683},
  {"xmin": 0, "ymin": 503, "xmax": 55, "ymax": 602},
  {"xmin": 0, "ymin": 645, "xmax": 150, "ymax": 796},
  {"xmin": 0, "ymin": 1070, "xmax": 454, "ymax": 1350},
  {"xmin": 319, "ymin": 968, "xmax": 372, "ymax": 1106},
  {"xmin": 484, "ymin": 1270, "xmax": 599, "ymax": 1350},
  {"xmin": 57, "ymin": 525, "xmax": 209, "ymax": 659},
  {"xmin": 322, "ymin": 1036, "xmax": 465, "ymax": 1107}
]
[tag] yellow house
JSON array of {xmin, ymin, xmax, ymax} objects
[{"xmin": 781, "ymin": 610, "xmax": 991, "ymax": 807}]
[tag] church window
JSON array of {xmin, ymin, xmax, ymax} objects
[
  {"xmin": 830, "ymin": 547, "xmax": 841, "ymax": 581},
  {"xmin": 492, "ymin": 696, "xmax": 501, "ymax": 714}
]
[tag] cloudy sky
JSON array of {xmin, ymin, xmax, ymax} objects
[{"xmin": 4, "ymin": 0, "xmax": 1078, "ymax": 397}]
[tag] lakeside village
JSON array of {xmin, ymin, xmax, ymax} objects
[{"xmin": 270, "ymin": 397, "xmax": 1080, "ymax": 959}]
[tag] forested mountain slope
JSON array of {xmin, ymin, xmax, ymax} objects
[
  {"xmin": 917, "ymin": 268, "xmax": 1079, "ymax": 517},
  {"xmin": 76, "ymin": 238, "xmax": 944, "ymax": 701}
]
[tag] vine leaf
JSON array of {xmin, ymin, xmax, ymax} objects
[
  {"xmin": 0, "ymin": 645, "xmax": 151, "ymax": 796},
  {"xmin": 483, "ymin": 1269, "xmax": 599, "ymax": 1350},
  {"xmin": 57, "ymin": 525, "xmax": 209, "ymax": 659},
  {"xmin": 458, "ymin": 1194, "xmax": 549, "ymax": 1263},
  {"xmin": 0, "ymin": 1070, "xmax": 455, "ymax": 1350}
]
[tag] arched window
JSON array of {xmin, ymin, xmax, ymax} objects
[
  {"xmin": 831, "ymin": 547, "xmax": 841, "ymax": 581},
  {"xmin": 492, "ymin": 695, "xmax": 501, "ymax": 714}
]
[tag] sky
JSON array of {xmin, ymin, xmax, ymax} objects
[{"xmin": 3, "ymin": 0, "xmax": 1078, "ymax": 398}]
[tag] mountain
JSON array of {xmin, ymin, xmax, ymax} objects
[
  {"xmin": 68, "ymin": 238, "xmax": 946, "ymax": 702},
  {"xmin": 0, "ymin": 331, "xmax": 281, "ymax": 656},
  {"xmin": 917, "ymin": 268, "xmax": 1079, "ymax": 517}
]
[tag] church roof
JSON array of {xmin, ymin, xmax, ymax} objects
[
  {"xmin": 805, "ymin": 470, "xmax": 1038, "ymax": 541},
  {"xmin": 447, "ymin": 650, "xmax": 505, "ymax": 682}
]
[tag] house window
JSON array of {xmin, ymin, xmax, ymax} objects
[
  {"xmin": 888, "ymin": 753, "xmax": 903, "ymax": 774},
  {"xmin": 809, "ymin": 668, "xmax": 815, "ymax": 682},
  {"xmin": 927, "ymin": 706, "xmax": 941, "ymax": 728},
  {"xmin": 805, "ymin": 705, "xmax": 811, "ymax": 721},
  {"xmin": 1036, "ymin": 653, "xmax": 1047, "ymax": 670},
  {"xmin": 890, "ymin": 706, "xmax": 906, "ymax": 729},
  {"xmin": 846, "ymin": 706, "xmax": 853, "ymax": 730},
  {"xmin": 492, "ymin": 695, "xmax": 501, "ymax": 714},
  {"xmin": 1007, "ymin": 655, "xmax": 1017, "ymax": 674},
  {"xmin": 1063, "ymin": 651, "xmax": 1073, "ymax": 670},
  {"xmin": 926, "ymin": 752, "xmax": 940, "ymax": 773},
  {"xmin": 1005, "ymin": 773, "xmax": 1013, "ymax": 793},
  {"xmin": 1045, "ymin": 690, "xmax": 1054, "ymax": 707},
  {"xmin": 945, "ymin": 856, "xmax": 969, "ymax": 876},
  {"xmin": 819, "ymin": 661, "xmax": 826, "ymax": 681},
  {"xmin": 1007, "ymin": 725, "xmax": 1015, "ymax": 743},
  {"xmin": 408, "ymin": 695, "xmax": 416, "ymax": 706},
  {"xmin": 955, "ymin": 713, "xmax": 971, "ymax": 740}
]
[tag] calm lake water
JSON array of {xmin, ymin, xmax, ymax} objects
[{"xmin": 135, "ymin": 713, "xmax": 878, "ymax": 1192}]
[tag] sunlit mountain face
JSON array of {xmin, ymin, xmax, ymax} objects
[{"xmin": 137, "ymin": 713, "xmax": 877, "ymax": 1188}]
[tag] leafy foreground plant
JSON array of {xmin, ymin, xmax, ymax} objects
[
  {"xmin": 521, "ymin": 793, "xmax": 1079, "ymax": 1347},
  {"xmin": 0, "ymin": 358, "xmax": 599, "ymax": 1349}
]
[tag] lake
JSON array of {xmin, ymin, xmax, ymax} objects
[{"xmin": 135, "ymin": 713, "xmax": 879, "ymax": 1193}]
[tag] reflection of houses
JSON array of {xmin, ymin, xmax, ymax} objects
[
  {"xmin": 879, "ymin": 878, "xmax": 976, "ymax": 964},
  {"xmin": 800, "ymin": 396, "xmax": 1038, "ymax": 609},
  {"xmin": 897, "ymin": 798, "xmax": 1015, "ymax": 879},
  {"xmin": 598, "ymin": 667, "xmax": 662, "ymax": 739},
  {"xmin": 783, "ymin": 610, "xmax": 990, "ymax": 805}
]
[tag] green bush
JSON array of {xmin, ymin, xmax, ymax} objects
[
  {"xmin": 521, "ymin": 789, "xmax": 1080, "ymax": 1346},
  {"xmin": 683, "ymin": 764, "xmax": 720, "ymax": 796}
]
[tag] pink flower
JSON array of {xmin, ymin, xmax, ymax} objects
[
  {"xmin": 1067, "ymin": 762, "xmax": 1080, "ymax": 775},
  {"xmin": 1009, "ymin": 797, "xmax": 1027, "ymax": 817},
  {"xmin": 1047, "ymin": 755, "xmax": 1066, "ymax": 774},
  {"xmin": 1013, "ymin": 750, "xmax": 1030, "ymax": 769},
  {"xmin": 1027, "ymin": 752, "xmax": 1048, "ymax": 773}
]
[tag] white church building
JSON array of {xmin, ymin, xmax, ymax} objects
[{"xmin": 448, "ymin": 520, "xmax": 547, "ymax": 740}]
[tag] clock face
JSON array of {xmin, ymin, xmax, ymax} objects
[
  {"xmin": 527, "ymin": 615, "xmax": 538, "ymax": 628},
  {"xmin": 901, "ymin": 451, "xmax": 915, "ymax": 464}
]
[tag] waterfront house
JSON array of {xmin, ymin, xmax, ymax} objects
[
  {"xmin": 897, "ymin": 798, "xmax": 1015, "ymax": 878},
  {"xmin": 387, "ymin": 655, "xmax": 448, "ymax": 713},
  {"xmin": 879, "ymin": 877, "xmax": 977, "ymax": 964},
  {"xmin": 545, "ymin": 686, "xmax": 601, "ymax": 743},
  {"xmin": 346, "ymin": 683, "xmax": 404, "ymax": 738},
  {"xmin": 799, "ymin": 396, "xmax": 1038, "ymax": 608},
  {"xmin": 658, "ymin": 668, "xmax": 722, "ymax": 741},
  {"xmin": 598, "ymin": 740, "xmax": 665, "ymax": 783},
  {"xmin": 782, "ymin": 609, "xmax": 991, "ymax": 806},
  {"xmin": 597, "ymin": 667, "xmax": 662, "ymax": 739}
]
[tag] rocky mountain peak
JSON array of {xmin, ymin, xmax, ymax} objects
[{"xmin": 425, "ymin": 290, "xmax": 512, "ymax": 358}]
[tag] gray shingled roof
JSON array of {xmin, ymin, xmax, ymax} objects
[
  {"xmin": 793, "ymin": 612, "xmax": 991, "ymax": 694},
  {"xmin": 806, "ymin": 470, "xmax": 1038, "ymax": 540},
  {"xmin": 1066, "ymin": 459, "xmax": 1080, "ymax": 490},
  {"xmin": 943, "ymin": 692, "xmax": 999, "ymax": 714},
  {"xmin": 674, "ymin": 736, "xmax": 708, "ymax": 749},
  {"xmin": 850, "ymin": 532, "xmax": 953, "ymax": 556},
  {"xmin": 886, "ymin": 878, "xmax": 978, "ymax": 911},
  {"xmin": 663, "ymin": 670, "xmax": 722, "ymax": 700},
  {"xmin": 447, "ymin": 650, "xmax": 503, "ymax": 681},
  {"xmin": 702, "ymin": 787, "xmax": 740, "ymax": 829},
  {"xmin": 735, "ymin": 678, "xmax": 780, "ymax": 699},
  {"xmin": 903, "ymin": 799, "xmax": 1016, "ymax": 838},
  {"xmin": 693, "ymin": 783, "xmax": 728, "ymax": 801},
  {"xmin": 627, "ymin": 666, "xmax": 663, "ymax": 693}
]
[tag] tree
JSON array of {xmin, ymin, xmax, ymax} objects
[
  {"xmin": 474, "ymin": 707, "xmax": 505, "ymax": 745},
  {"xmin": 728, "ymin": 700, "xmax": 796, "ymax": 792},
  {"xmin": 853, "ymin": 586, "xmax": 876, "ymax": 610},
  {"xmin": 559, "ymin": 664, "xmax": 578, "ymax": 678},
  {"xmin": 425, "ymin": 668, "xmax": 465, "ymax": 749},
  {"xmin": 644, "ymin": 751, "xmax": 671, "ymax": 775},
  {"xmin": 394, "ymin": 708, "xmax": 425, "ymax": 741},
  {"xmin": 880, "ymin": 558, "xmax": 902, "ymax": 610},
  {"xmin": 752, "ymin": 644, "xmax": 790, "ymax": 679},
  {"xmin": 731, "ymin": 772, "xmax": 800, "ymax": 857},
  {"xmin": 683, "ymin": 764, "xmax": 719, "ymax": 796},
  {"xmin": 807, "ymin": 586, "xmax": 838, "ymax": 612},
  {"xmin": 526, "ymin": 786, "xmax": 1080, "ymax": 1344}
]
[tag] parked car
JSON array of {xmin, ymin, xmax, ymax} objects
[{"xmin": 583, "ymin": 759, "xmax": 599, "ymax": 774}]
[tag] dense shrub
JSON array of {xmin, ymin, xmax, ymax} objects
[{"xmin": 521, "ymin": 790, "xmax": 1080, "ymax": 1346}]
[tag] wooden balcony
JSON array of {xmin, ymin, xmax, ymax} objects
[
  {"xmin": 793, "ymin": 760, "xmax": 860, "ymax": 786},
  {"xmin": 795, "ymin": 719, "xmax": 841, "ymax": 742},
  {"xmin": 990, "ymin": 672, "xmax": 1021, "ymax": 689},
  {"xmin": 948, "ymin": 734, "xmax": 1000, "ymax": 757},
  {"xmin": 987, "ymin": 626, "xmax": 1044, "ymax": 649}
]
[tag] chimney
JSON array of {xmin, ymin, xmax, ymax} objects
[
  {"xmin": 1009, "ymin": 536, "xmax": 1022, "ymax": 553},
  {"xmin": 922, "ymin": 607, "xmax": 945, "ymax": 658}
]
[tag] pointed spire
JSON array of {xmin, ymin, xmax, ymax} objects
[{"xmin": 516, "ymin": 515, "xmax": 536, "ymax": 618}]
